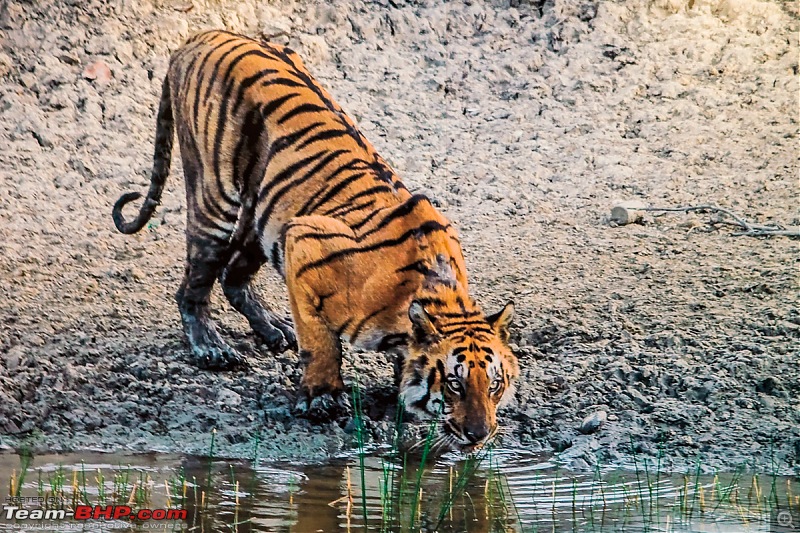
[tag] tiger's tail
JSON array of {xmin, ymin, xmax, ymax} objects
[{"xmin": 112, "ymin": 75, "xmax": 174, "ymax": 234}]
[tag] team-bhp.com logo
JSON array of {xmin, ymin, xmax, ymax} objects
[{"xmin": 4, "ymin": 504, "xmax": 187, "ymax": 522}]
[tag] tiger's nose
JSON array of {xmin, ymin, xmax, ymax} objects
[{"xmin": 464, "ymin": 424, "xmax": 490, "ymax": 444}]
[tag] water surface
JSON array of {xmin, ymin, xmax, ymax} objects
[{"xmin": 0, "ymin": 449, "xmax": 797, "ymax": 532}]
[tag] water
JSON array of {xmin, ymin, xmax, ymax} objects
[{"xmin": 0, "ymin": 449, "xmax": 797, "ymax": 532}]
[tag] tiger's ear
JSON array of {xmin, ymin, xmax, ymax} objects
[
  {"xmin": 408, "ymin": 300, "xmax": 439, "ymax": 344},
  {"xmin": 487, "ymin": 302, "xmax": 514, "ymax": 344}
]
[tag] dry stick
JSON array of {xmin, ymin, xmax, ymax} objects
[{"xmin": 640, "ymin": 205, "xmax": 800, "ymax": 237}]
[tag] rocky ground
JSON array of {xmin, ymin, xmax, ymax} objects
[{"xmin": 0, "ymin": 0, "xmax": 797, "ymax": 473}]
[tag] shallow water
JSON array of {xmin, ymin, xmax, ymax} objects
[{"xmin": 0, "ymin": 449, "xmax": 797, "ymax": 532}]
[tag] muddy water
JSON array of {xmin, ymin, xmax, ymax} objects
[{"xmin": 0, "ymin": 450, "xmax": 797, "ymax": 532}]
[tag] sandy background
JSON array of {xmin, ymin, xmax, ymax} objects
[{"xmin": 0, "ymin": 0, "xmax": 797, "ymax": 472}]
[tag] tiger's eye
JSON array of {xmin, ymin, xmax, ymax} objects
[{"xmin": 447, "ymin": 379, "xmax": 463, "ymax": 393}]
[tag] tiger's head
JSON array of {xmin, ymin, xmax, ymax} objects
[{"xmin": 399, "ymin": 300, "xmax": 519, "ymax": 452}]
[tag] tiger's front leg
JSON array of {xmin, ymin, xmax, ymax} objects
[{"xmin": 283, "ymin": 215, "xmax": 360, "ymax": 422}]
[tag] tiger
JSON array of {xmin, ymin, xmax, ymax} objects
[{"xmin": 112, "ymin": 30, "xmax": 519, "ymax": 451}]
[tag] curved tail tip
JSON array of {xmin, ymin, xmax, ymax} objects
[{"xmin": 112, "ymin": 191, "xmax": 144, "ymax": 234}]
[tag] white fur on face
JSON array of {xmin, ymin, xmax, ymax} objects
[
  {"xmin": 399, "ymin": 381, "xmax": 443, "ymax": 419},
  {"xmin": 497, "ymin": 382, "xmax": 516, "ymax": 408},
  {"xmin": 445, "ymin": 350, "xmax": 505, "ymax": 388}
]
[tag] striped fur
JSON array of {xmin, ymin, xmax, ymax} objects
[{"xmin": 112, "ymin": 30, "xmax": 519, "ymax": 450}]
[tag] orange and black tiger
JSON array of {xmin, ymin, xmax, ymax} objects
[{"xmin": 112, "ymin": 30, "xmax": 519, "ymax": 451}]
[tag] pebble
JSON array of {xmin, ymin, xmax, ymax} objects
[
  {"xmin": 83, "ymin": 61, "xmax": 112, "ymax": 84},
  {"xmin": 0, "ymin": 52, "xmax": 12, "ymax": 76}
]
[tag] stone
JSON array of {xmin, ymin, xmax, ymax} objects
[
  {"xmin": 83, "ymin": 61, "xmax": 112, "ymax": 84},
  {"xmin": 578, "ymin": 410, "xmax": 608, "ymax": 434},
  {"xmin": 218, "ymin": 388, "xmax": 242, "ymax": 407}
]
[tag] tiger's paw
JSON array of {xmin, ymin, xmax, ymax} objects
[
  {"xmin": 186, "ymin": 322, "xmax": 249, "ymax": 371},
  {"xmin": 253, "ymin": 316, "xmax": 297, "ymax": 353},
  {"xmin": 192, "ymin": 343, "xmax": 249, "ymax": 371},
  {"xmin": 294, "ymin": 390, "xmax": 352, "ymax": 423}
]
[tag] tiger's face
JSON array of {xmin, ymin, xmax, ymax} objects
[{"xmin": 399, "ymin": 300, "xmax": 519, "ymax": 452}]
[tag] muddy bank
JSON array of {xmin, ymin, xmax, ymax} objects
[{"xmin": 0, "ymin": 0, "xmax": 798, "ymax": 472}]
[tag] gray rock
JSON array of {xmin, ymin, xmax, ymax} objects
[
  {"xmin": 569, "ymin": 457, "xmax": 591, "ymax": 471},
  {"xmin": 217, "ymin": 388, "xmax": 242, "ymax": 408},
  {"xmin": 578, "ymin": 410, "xmax": 607, "ymax": 434}
]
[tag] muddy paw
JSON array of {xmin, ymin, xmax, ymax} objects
[
  {"xmin": 251, "ymin": 314, "xmax": 296, "ymax": 353},
  {"xmin": 270, "ymin": 316, "xmax": 297, "ymax": 352},
  {"xmin": 294, "ymin": 391, "xmax": 352, "ymax": 422},
  {"xmin": 253, "ymin": 324, "xmax": 289, "ymax": 353},
  {"xmin": 189, "ymin": 332, "xmax": 249, "ymax": 370}
]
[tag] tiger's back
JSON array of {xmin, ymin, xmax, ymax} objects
[
  {"xmin": 113, "ymin": 30, "xmax": 519, "ymax": 451},
  {"xmin": 170, "ymin": 31, "xmax": 409, "ymax": 257}
]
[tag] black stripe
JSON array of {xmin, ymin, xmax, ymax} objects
[
  {"xmin": 198, "ymin": 186, "xmax": 238, "ymax": 223},
  {"xmin": 257, "ymin": 150, "xmax": 328, "ymax": 203},
  {"xmin": 439, "ymin": 324, "xmax": 494, "ymax": 335},
  {"xmin": 211, "ymin": 71, "xmax": 245, "ymax": 206},
  {"xmin": 299, "ymin": 172, "xmax": 367, "ymax": 215},
  {"xmin": 454, "ymin": 295, "xmax": 465, "ymax": 313},
  {"xmin": 191, "ymin": 37, "xmax": 241, "ymax": 131},
  {"xmin": 325, "ymin": 199, "xmax": 376, "ymax": 220},
  {"xmin": 203, "ymin": 42, "xmax": 251, "ymax": 103},
  {"xmin": 439, "ymin": 319, "xmax": 487, "ymax": 328},
  {"xmin": 258, "ymin": 150, "xmax": 349, "ymax": 230},
  {"xmin": 296, "ymin": 160, "xmax": 368, "ymax": 216},
  {"xmin": 232, "ymin": 68, "xmax": 280, "ymax": 114},
  {"xmin": 412, "ymin": 368, "xmax": 438, "ymax": 411},
  {"xmin": 172, "ymin": 36, "xmax": 213, "ymax": 77},
  {"xmin": 198, "ymin": 45, "xmax": 248, "ymax": 144},
  {"xmin": 357, "ymin": 194, "xmax": 430, "ymax": 240},
  {"xmin": 413, "ymin": 296, "xmax": 448, "ymax": 309},
  {"xmin": 295, "ymin": 221, "xmax": 450, "ymax": 278},
  {"xmin": 350, "ymin": 209, "xmax": 383, "ymax": 232},
  {"xmin": 396, "ymin": 260, "xmax": 430, "ymax": 275},
  {"xmin": 323, "ymin": 185, "xmax": 393, "ymax": 215},
  {"xmin": 264, "ymin": 77, "xmax": 306, "ymax": 88},
  {"xmin": 336, "ymin": 318, "xmax": 353, "ymax": 337},
  {"xmin": 376, "ymin": 333, "xmax": 409, "ymax": 351},
  {"xmin": 183, "ymin": 128, "xmax": 239, "ymax": 224},
  {"xmin": 350, "ymin": 304, "xmax": 390, "ymax": 342},
  {"xmin": 436, "ymin": 310, "xmax": 482, "ymax": 319},
  {"xmin": 314, "ymin": 292, "xmax": 334, "ymax": 313},
  {"xmin": 266, "ymin": 48, "xmax": 351, "ymax": 124},
  {"xmin": 270, "ymin": 242, "xmax": 281, "ymax": 272},
  {"xmin": 231, "ymin": 106, "xmax": 265, "ymax": 191},
  {"xmin": 215, "ymin": 51, "xmax": 279, "ymax": 111},
  {"xmin": 444, "ymin": 420, "xmax": 461, "ymax": 437},
  {"xmin": 295, "ymin": 128, "xmax": 349, "ymax": 151},
  {"xmin": 276, "ymin": 52, "xmax": 370, "ymax": 151},
  {"xmin": 191, "ymin": 230, "xmax": 231, "ymax": 246},
  {"xmin": 291, "ymin": 229, "xmax": 352, "ymax": 243},
  {"xmin": 436, "ymin": 359, "xmax": 446, "ymax": 381},
  {"xmin": 267, "ymin": 122, "xmax": 325, "ymax": 158},
  {"xmin": 277, "ymin": 102, "xmax": 330, "ymax": 125},
  {"xmin": 260, "ymin": 93, "xmax": 301, "ymax": 118}
]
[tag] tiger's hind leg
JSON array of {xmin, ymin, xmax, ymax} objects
[
  {"xmin": 283, "ymin": 215, "xmax": 359, "ymax": 422},
  {"xmin": 174, "ymin": 124, "xmax": 245, "ymax": 370},
  {"xmin": 176, "ymin": 233, "xmax": 248, "ymax": 370},
  {"xmin": 220, "ymin": 237, "xmax": 297, "ymax": 352}
]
